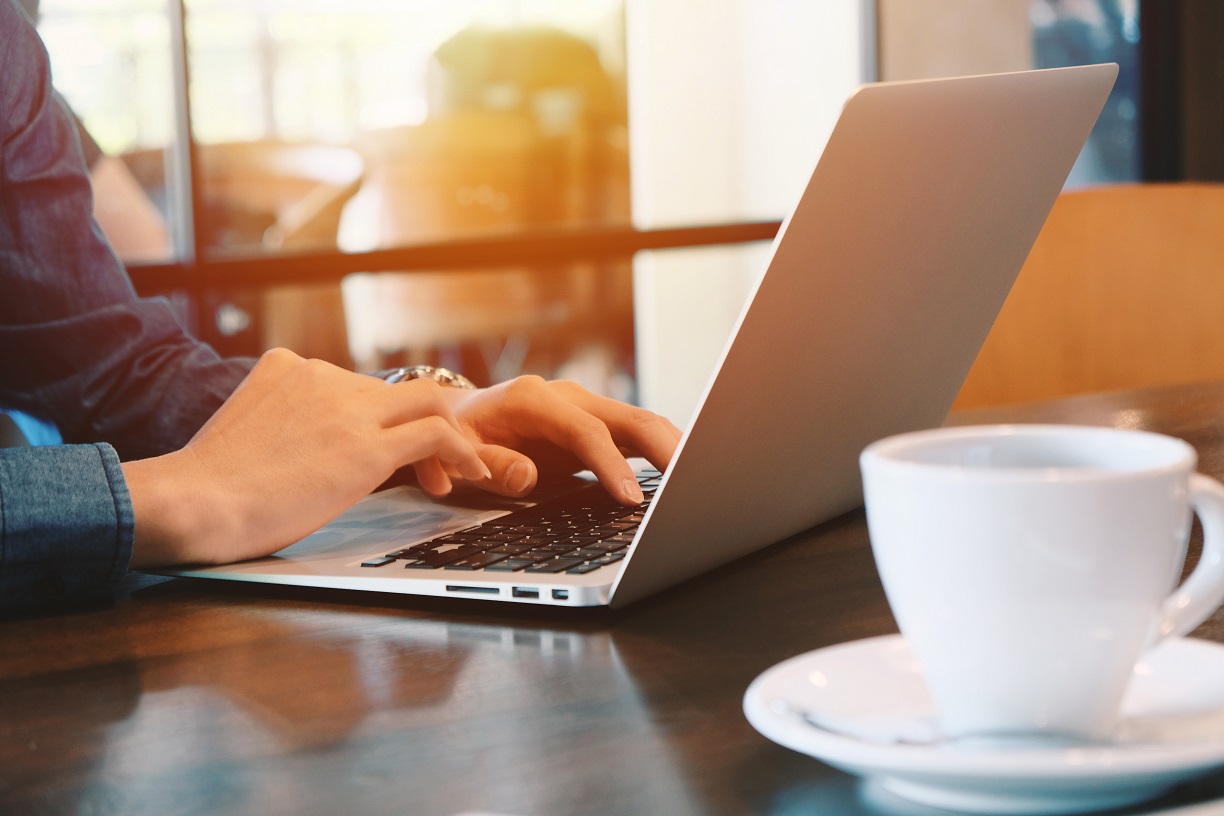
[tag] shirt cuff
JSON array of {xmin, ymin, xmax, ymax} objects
[{"xmin": 0, "ymin": 443, "xmax": 134, "ymax": 611}]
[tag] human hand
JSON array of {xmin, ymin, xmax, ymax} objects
[
  {"xmin": 121, "ymin": 348, "xmax": 491, "ymax": 569},
  {"xmin": 433, "ymin": 375, "xmax": 682, "ymax": 506}
]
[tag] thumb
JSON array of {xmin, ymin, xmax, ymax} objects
[{"xmin": 478, "ymin": 444, "xmax": 538, "ymax": 497}]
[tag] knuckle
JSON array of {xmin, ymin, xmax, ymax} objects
[
  {"xmin": 505, "ymin": 374, "xmax": 547, "ymax": 397},
  {"xmin": 627, "ymin": 407, "xmax": 677, "ymax": 436},
  {"xmin": 506, "ymin": 374, "xmax": 545, "ymax": 391},
  {"xmin": 257, "ymin": 346, "xmax": 300, "ymax": 368},
  {"xmin": 541, "ymin": 377, "xmax": 583, "ymax": 399},
  {"xmin": 301, "ymin": 356, "xmax": 336, "ymax": 375},
  {"xmin": 289, "ymin": 356, "xmax": 339, "ymax": 384}
]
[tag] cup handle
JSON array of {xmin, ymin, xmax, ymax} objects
[{"xmin": 1159, "ymin": 473, "xmax": 1224, "ymax": 641}]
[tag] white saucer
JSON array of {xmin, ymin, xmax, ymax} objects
[{"xmin": 743, "ymin": 635, "xmax": 1224, "ymax": 814}]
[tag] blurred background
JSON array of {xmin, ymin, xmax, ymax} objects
[{"xmin": 22, "ymin": 0, "xmax": 1217, "ymax": 426}]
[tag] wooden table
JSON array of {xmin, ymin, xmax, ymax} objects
[{"xmin": 7, "ymin": 382, "xmax": 1224, "ymax": 816}]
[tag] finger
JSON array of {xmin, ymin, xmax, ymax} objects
[
  {"xmin": 549, "ymin": 383, "xmax": 683, "ymax": 471},
  {"xmin": 384, "ymin": 415, "xmax": 491, "ymax": 483},
  {"xmin": 476, "ymin": 444, "xmax": 538, "ymax": 497},
  {"xmin": 514, "ymin": 393, "xmax": 644, "ymax": 505},
  {"xmin": 413, "ymin": 457, "xmax": 454, "ymax": 497}
]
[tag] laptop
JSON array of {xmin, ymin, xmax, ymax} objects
[{"xmin": 161, "ymin": 64, "xmax": 1119, "ymax": 608}]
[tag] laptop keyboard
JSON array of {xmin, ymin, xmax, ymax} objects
[{"xmin": 360, "ymin": 470, "xmax": 662, "ymax": 575}]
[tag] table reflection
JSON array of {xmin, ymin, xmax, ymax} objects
[{"xmin": 0, "ymin": 595, "xmax": 701, "ymax": 815}]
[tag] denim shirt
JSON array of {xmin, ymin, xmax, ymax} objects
[{"xmin": 0, "ymin": 1, "xmax": 253, "ymax": 610}]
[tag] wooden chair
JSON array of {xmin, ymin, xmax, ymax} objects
[{"xmin": 953, "ymin": 183, "xmax": 1224, "ymax": 410}]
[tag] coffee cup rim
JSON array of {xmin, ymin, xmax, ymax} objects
[{"xmin": 861, "ymin": 424, "xmax": 1196, "ymax": 481}]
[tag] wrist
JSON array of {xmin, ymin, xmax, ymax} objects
[{"xmin": 121, "ymin": 451, "xmax": 218, "ymax": 569}]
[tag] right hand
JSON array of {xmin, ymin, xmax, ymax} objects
[{"xmin": 121, "ymin": 348, "xmax": 490, "ymax": 569}]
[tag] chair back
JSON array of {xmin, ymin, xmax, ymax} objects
[{"xmin": 954, "ymin": 183, "xmax": 1224, "ymax": 409}]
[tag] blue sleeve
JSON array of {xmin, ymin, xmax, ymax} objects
[{"xmin": 0, "ymin": 444, "xmax": 133, "ymax": 611}]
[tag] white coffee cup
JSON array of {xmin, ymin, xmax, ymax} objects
[{"xmin": 860, "ymin": 424, "xmax": 1224, "ymax": 744}]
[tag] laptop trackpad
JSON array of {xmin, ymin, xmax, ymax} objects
[{"xmin": 271, "ymin": 487, "xmax": 506, "ymax": 563}]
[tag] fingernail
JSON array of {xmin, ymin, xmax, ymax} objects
[
  {"xmin": 623, "ymin": 478, "xmax": 644, "ymax": 505},
  {"xmin": 480, "ymin": 462, "xmax": 493, "ymax": 481},
  {"xmin": 505, "ymin": 461, "xmax": 533, "ymax": 494}
]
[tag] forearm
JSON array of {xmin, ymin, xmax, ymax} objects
[{"xmin": 0, "ymin": 445, "xmax": 133, "ymax": 611}]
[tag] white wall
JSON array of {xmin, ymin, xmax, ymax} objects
[{"xmin": 627, "ymin": 0, "xmax": 872, "ymax": 426}]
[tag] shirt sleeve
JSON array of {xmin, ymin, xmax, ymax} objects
[
  {"xmin": 0, "ymin": 1, "xmax": 253, "ymax": 464},
  {"xmin": 0, "ymin": 444, "xmax": 132, "ymax": 611},
  {"xmin": 0, "ymin": 2, "xmax": 252, "ymax": 610}
]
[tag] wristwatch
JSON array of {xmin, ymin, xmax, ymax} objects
[{"xmin": 378, "ymin": 365, "xmax": 477, "ymax": 390}]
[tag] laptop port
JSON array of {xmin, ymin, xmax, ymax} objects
[
  {"xmin": 552, "ymin": 589, "xmax": 569, "ymax": 601},
  {"xmin": 445, "ymin": 585, "xmax": 499, "ymax": 595},
  {"xmin": 512, "ymin": 587, "xmax": 540, "ymax": 599}
]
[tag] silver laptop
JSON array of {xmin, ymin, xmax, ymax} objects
[{"xmin": 161, "ymin": 65, "xmax": 1118, "ymax": 608}]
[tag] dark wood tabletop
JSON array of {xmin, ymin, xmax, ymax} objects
[{"xmin": 8, "ymin": 382, "xmax": 1224, "ymax": 816}]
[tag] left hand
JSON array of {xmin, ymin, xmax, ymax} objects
[{"xmin": 413, "ymin": 375, "xmax": 682, "ymax": 506}]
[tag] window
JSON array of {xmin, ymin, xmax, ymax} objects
[
  {"xmin": 36, "ymin": 0, "xmax": 644, "ymax": 396},
  {"xmin": 1031, "ymin": 0, "xmax": 1141, "ymax": 186}
]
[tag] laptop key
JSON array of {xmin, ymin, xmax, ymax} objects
[
  {"xmin": 360, "ymin": 557, "xmax": 396, "ymax": 568},
  {"xmin": 483, "ymin": 559, "xmax": 536, "ymax": 572},
  {"xmin": 566, "ymin": 562, "xmax": 606, "ymax": 575},
  {"xmin": 483, "ymin": 531, "xmax": 527, "ymax": 543},
  {"xmin": 402, "ymin": 560, "xmax": 441, "ymax": 569},
  {"xmin": 407, "ymin": 550, "xmax": 472, "ymax": 568},
  {"xmin": 488, "ymin": 544, "xmax": 533, "ymax": 556},
  {"xmin": 571, "ymin": 547, "xmax": 610, "ymax": 560},
  {"xmin": 393, "ymin": 542, "xmax": 446, "ymax": 557},
  {"xmin": 445, "ymin": 552, "xmax": 513, "ymax": 570},
  {"xmin": 432, "ymin": 533, "xmax": 474, "ymax": 544},
  {"xmin": 584, "ymin": 542, "xmax": 625, "ymax": 555},
  {"xmin": 521, "ymin": 548, "xmax": 571, "ymax": 560},
  {"xmin": 517, "ymin": 532, "xmax": 571, "ymax": 546},
  {"xmin": 525, "ymin": 558, "xmax": 587, "ymax": 574}
]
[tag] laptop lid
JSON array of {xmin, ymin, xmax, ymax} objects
[
  {"xmin": 608, "ymin": 64, "xmax": 1118, "ymax": 606},
  {"xmin": 159, "ymin": 65, "xmax": 1117, "ymax": 608}
]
